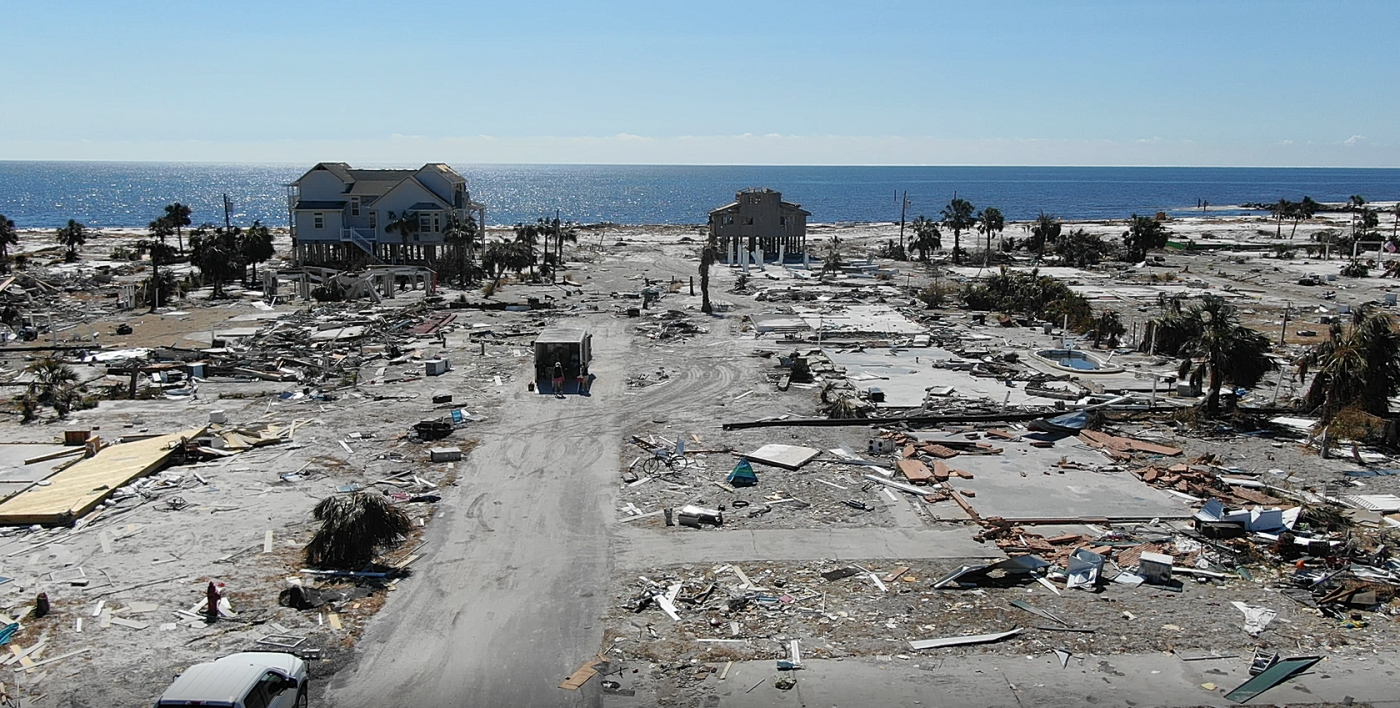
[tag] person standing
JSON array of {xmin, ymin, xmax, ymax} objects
[
  {"xmin": 577, "ymin": 362, "xmax": 590, "ymax": 395},
  {"xmin": 552, "ymin": 361, "xmax": 566, "ymax": 396}
]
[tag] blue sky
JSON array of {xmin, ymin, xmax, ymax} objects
[{"xmin": 0, "ymin": 0, "xmax": 1395, "ymax": 166}]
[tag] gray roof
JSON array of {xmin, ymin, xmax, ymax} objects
[
  {"xmin": 707, "ymin": 200, "xmax": 810, "ymax": 216},
  {"xmin": 295, "ymin": 200, "xmax": 347, "ymax": 210},
  {"xmin": 345, "ymin": 168, "xmax": 417, "ymax": 182},
  {"xmin": 314, "ymin": 162, "xmax": 353, "ymax": 182}
]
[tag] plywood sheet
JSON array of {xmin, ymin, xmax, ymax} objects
[
  {"xmin": 0, "ymin": 428, "xmax": 205, "ymax": 526},
  {"xmin": 743, "ymin": 444, "xmax": 821, "ymax": 470}
]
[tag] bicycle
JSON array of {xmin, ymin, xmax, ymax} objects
[{"xmin": 636, "ymin": 447, "xmax": 689, "ymax": 476}]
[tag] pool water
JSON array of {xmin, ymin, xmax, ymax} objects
[{"xmin": 1039, "ymin": 349, "xmax": 1101, "ymax": 371}]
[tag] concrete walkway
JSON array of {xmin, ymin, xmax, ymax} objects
[
  {"xmin": 615, "ymin": 525, "xmax": 999, "ymax": 568},
  {"xmin": 607, "ymin": 651, "xmax": 1400, "ymax": 707}
]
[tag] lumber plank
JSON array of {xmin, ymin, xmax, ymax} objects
[{"xmin": 0, "ymin": 428, "xmax": 206, "ymax": 526}]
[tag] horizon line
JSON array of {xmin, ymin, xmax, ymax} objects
[{"xmin": 2, "ymin": 159, "xmax": 1399, "ymax": 170}]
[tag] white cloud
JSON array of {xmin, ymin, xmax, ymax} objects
[{"xmin": 1344, "ymin": 134, "xmax": 1366, "ymax": 146}]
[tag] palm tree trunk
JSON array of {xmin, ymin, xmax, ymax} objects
[{"xmin": 1206, "ymin": 367, "xmax": 1222, "ymax": 415}]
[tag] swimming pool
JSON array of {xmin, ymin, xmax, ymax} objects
[{"xmin": 1034, "ymin": 349, "xmax": 1125, "ymax": 374}]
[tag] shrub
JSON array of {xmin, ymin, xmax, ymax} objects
[
  {"xmin": 961, "ymin": 267, "xmax": 1094, "ymax": 330},
  {"xmin": 916, "ymin": 283, "xmax": 956, "ymax": 309},
  {"xmin": 1340, "ymin": 260, "xmax": 1371, "ymax": 278}
]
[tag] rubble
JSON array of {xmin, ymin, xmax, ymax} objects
[{"xmin": 8, "ymin": 213, "xmax": 1400, "ymax": 706}]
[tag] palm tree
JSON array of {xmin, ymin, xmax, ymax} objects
[
  {"xmin": 55, "ymin": 220, "xmax": 87, "ymax": 262},
  {"xmin": 163, "ymin": 203, "xmax": 192, "ymax": 252},
  {"xmin": 0, "ymin": 214, "xmax": 16, "ymax": 273},
  {"xmin": 146, "ymin": 217, "xmax": 176, "ymax": 313},
  {"xmin": 1349, "ymin": 195, "xmax": 1367, "ymax": 229},
  {"xmin": 699, "ymin": 235, "xmax": 721, "ymax": 314},
  {"xmin": 1298, "ymin": 305, "xmax": 1400, "ymax": 423},
  {"xmin": 941, "ymin": 198, "xmax": 976, "ymax": 265},
  {"xmin": 384, "ymin": 211, "xmax": 419, "ymax": 264},
  {"xmin": 27, "ymin": 357, "xmax": 79, "ymax": 418},
  {"xmin": 1055, "ymin": 228, "xmax": 1109, "ymax": 268},
  {"xmin": 976, "ymin": 206, "xmax": 1004, "ymax": 266},
  {"xmin": 189, "ymin": 224, "xmax": 241, "ymax": 298},
  {"xmin": 481, "ymin": 237, "xmax": 533, "ymax": 293},
  {"xmin": 909, "ymin": 216, "xmax": 941, "ymax": 262},
  {"xmin": 512, "ymin": 221, "xmax": 544, "ymax": 281},
  {"xmin": 1029, "ymin": 212, "xmax": 1061, "ymax": 262},
  {"xmin": 552, "ymin": 219, "xmax": 578, "ymax": 279},
  {"xmin": 1268, "ymin": 199, "xmax": 1293, "ymax": 239},
  {"xmin": 442, "ymin": 211, "xmax": 480, "ymax": 288},
  {"xmin": 1289, "ymin": 196, "xmax": 1319, "ymax": 241},
  {"xmin": 1122, "ymin": 214, "xmax": 1170, "ymax": 262},
  {"xmin": 1174, "ymin": 294, "xmax": 1274, "ymax": 415},
  {"xmin": 304, "ymin": 492, "xmax": 413, "ymax": 569},
  {"xmin": 820, "ymin": 236, "xmax": 844, "ymax": 276},
  {"xmin": 1093, "ymin": 310, "xmax": 1125, "ymax": 348},
  {"xmin": 238, "ymin": 220, "xmax": 275, "ymax": 284},
  {"xmin": 1296, "ymin": 306, "xmax": 1400, "ymax": 455}
]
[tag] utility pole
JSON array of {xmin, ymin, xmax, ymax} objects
[
  {"xmin": 1279, "ymin": 301, "xmax": 1290, "ymax": 346},
  {"xmin": 223, "ymin": 194, "xmax": 233, "ymax": 229},
  {"xmin": 897, "ymin": 190, "xmax": 908, "ymax": 257}
]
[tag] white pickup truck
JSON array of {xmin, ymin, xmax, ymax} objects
[{"xmin": 154, "ymin": 652, "xmax": 308, "ymax": 708}]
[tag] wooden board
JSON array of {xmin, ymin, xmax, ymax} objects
[
  {"xmin": 931, "ymin": 460, "xmax": 951, "ymax": 483},
  {"xmin": 0, "ymin": 428, "xmax": 205, "ymax": 526},
  {"xmin": 1079, "ymin": 430, "xmax": 1182, "ymax": 457},
  {"xmin": 559, "ymin": 655, "xmax": 605, "ymax": 690},
  {"xmin": 895, "ymin": 459, "xmax": 932, "ymax": 485}
]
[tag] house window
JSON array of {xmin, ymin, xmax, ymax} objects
[
  {"xmin": 743, "ymin": 217, "xmax": 754, "ymax": 226},
  {"xmin": 350, "ymin": 198, "xmax": 360, "ymax": 217},
  {"xmin": 313, "ymin": 213, "xmax": 324, "ymax": 230},
  {"xmin": 780, "ymin": 216, "xmax": 787, "ymax": 226},
  {"xmin": 723, "ymin": 216, "xmax": 734, "ymax": 225},
  {"xmin": 419, "ymin": 214, "xmax": 433, "ymax": 232},
  {"xmin": 369, "ymin": 212, "xmax": 377, "ymax": 229}
]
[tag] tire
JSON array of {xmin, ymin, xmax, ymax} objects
[
  {"xmin": 296, "ymin": 685, "xmax": 308, "ymax": 708},
  {"xmin": 669, "ymin": 456, "xmax": 689, "ymax": 472},
  {"xmin": 640, "ymin": 456, "xmax": 663, "ymax": 476}
]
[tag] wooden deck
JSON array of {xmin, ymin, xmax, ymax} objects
[{"xmin": 0, "ymin": 427, "xmax": 206, "ymax": 526}]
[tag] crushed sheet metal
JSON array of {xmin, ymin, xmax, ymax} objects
[
  {"xmin": 908, "ymin": 627, "xmax": 1023, "ymax": 650},
  {"xmin": 1224, "ymin": 656, "xmax": 1322, "ymax": 703}
]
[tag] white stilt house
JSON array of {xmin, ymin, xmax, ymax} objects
[{"xmin": 287, "ymin": 162, "xmax": 486, "ymax": 267}]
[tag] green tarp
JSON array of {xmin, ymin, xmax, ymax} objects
[{"xmin": 727, "ymin": 459, "xmax": 758, "ymax": 487}]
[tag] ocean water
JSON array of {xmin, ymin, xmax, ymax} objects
[{"xmin": 0, "ymin": 161, "xmax": 1396, "ymax": 230}]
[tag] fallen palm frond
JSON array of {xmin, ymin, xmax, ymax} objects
[{"xmin": 305, "ymin": 492, "xmax": 413, "ymax": 569}]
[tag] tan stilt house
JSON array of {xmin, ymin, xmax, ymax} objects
[{"xmin": 707, "ymin": 188, "xmax": 809, "ymax": 265}]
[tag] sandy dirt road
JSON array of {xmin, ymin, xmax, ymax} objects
[
  {"xmin": 325, "ymin": 314, "xmax": 627, "ymax": 707},
  {"xmin": 322, "ymin": 294, "xmax": 779, "ymax": 707}
]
